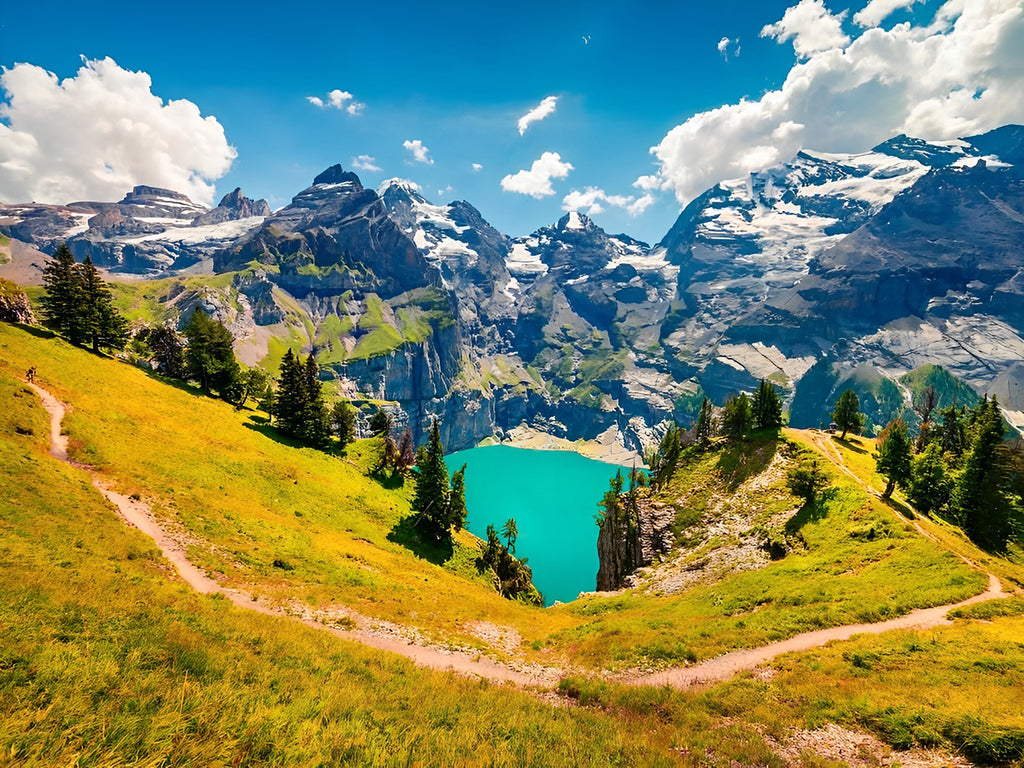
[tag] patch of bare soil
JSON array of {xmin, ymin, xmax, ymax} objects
[{"xmin": 766, "ymin": 723, "xmax": 972, "ymax": 767}]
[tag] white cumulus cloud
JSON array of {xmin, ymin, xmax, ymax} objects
[
  {"xmin": 760, "ymin": 0, "xmax": 850, "ymax": 57},
  {"xmin": 403, "ymin": 139, "xmax": 433, "ymax": 164},
  {"xmin": 717, "ymin": 36, "xmax": 740, "ymax": 59},
  {"xmin": 0, "ymin": 57, "xmax": 235, "ymax": 206},
  {"xmin": 471, "ymin": 162, "xmax": 483, "ymax": 172},
  {"xmin": 351, "ymin": 154, "xmax": 381, "ymax": 172},
  {"xmin": 562, "ymin": 186, "xmax": 654, "ymax": 217},
  {"xmin": 501, "ymin": 152, "xmax": 573, "ymax": 198},
  {"xmin": 307, "ymin": 88, "xmax": 365, "ymax": 115},
  {"xmin": 854, "ymin": 0, "xmax": 922, "ymax": 27},
  {"xmin": 641, "ymin": 0, "xmax": 1024, "ymax": 207},
  {"xmin": 517, "ymin": 96, "xmax": 559, "ymax": 135}
]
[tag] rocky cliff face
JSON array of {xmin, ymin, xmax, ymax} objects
[
  {"xmin": 596, "ymin": 494, "xmax": 675, "ymax": 591},
  {"xmin": 0, "ymin": 279, "xmax": 35, "ymax": 324}
]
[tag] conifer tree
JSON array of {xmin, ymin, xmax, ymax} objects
[
  {"xmin": 396, "ymin": 428, "xmax": 415, "ymax": 468},
  {"xmin": 501, "ymin": 517, "xmax": 518, "ymax": 554},
  {"xmin": 78, "ymin": 256, "xmax": 128, "ymax": 352},
  {"xmin": 752, "ymin": 379, "xmax": 783, "ymax": 430},
  {"xmin": 448, "ymin": 464, "xmax": 468, "ymax": 532},
  {"xmin": 831, "ymin": 389, "xmax": 862, "ymax": 439},
  {"xmin": 951, "ymin": 397, "xmax": 1012, "ymax": 549},
  {"xmin": 875, "ymin": 418, "xmax": 912, "ymax": 500},
  {"xmin": 412, "ymin": 418, "xmax": 455, "ymax": 542},
  {"xmin": 184, "ymin": 309, "xmax": 239, "ymax": 397},
  {"xmin": 301, "ymin": 355, "xmax": 331, "ymax": 445},
  {"xmin": 907, "ymin": 442, "xmax": 950, "ymax": 515},
  {"xmin": 259, "ymin": 384, "xmax": 276, "ymax": 422},
  {"xmin": 721, "ymin": 393, "xmax": 752, "ymax": 439},
  {"xmin": 648, "ymin": 423, "xmax": 683, "ymax": 489},
  {"xmin": 276, "ymin": 349, "xmax": 306, "ymax": 436},
  {"xmin": 331, "ymin": 401, "xmax": 356, "ymax": 447},
  {"xmin": 694, "ymin": 397, "xmax": 715, "ymax": 446},
  {"xmin": 40, "ymin": 244, "xmax": 85, "ymax": 343},
  {"xmin": 145, "ymin": 324, "xmax": 186, "ymax": 378}
]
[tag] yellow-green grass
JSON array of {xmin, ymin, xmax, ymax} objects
[
  {"xmin": 560, "ymin": 611, "xmax": 1024, "ymax": 765},
  {"xmin": 795, "ymin": 429, "xmax": 1024, "ymax": 591},
  {"xmin": 0, "ymin": 372, "xmax": 748, "ymax": 767},
  {"xmin": 0, "ymin": 323, "xmax": 570, "ymax": 655},
  {"xmin": 0, "ymin": 323, "xmax": 995, "ymax": 674},
  {"xmin": 542, "ymin": 433, "xmax": 984, "ymax": 670}
]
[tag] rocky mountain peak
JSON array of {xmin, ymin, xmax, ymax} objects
[
  {"xmin": 555, "ymin": 210, "xmax": 593, "ymax": 233},
  {"xmin": 120, "ymin": 185, "xmax": 197, "ymax": 205},
  {"xmin": 312, "ymin": 165, "xmax": 362, "ymax": 187},
  {"xmin": 193, "ymin": 188, "xmax": 271, "ymax": 226},
  {"xmin": 377, "ymin": 178, "xmax": 427, "ymax": 206}
]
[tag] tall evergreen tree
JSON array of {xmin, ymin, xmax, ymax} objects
[
  {"xmin": 412, "ymin": 418, "xmax": 454, "ymax": 542},
  {"xmin": 275, "ymin": 349, "xmax": 306, "ymax": 436},
  {"xmin": 951, "ymin": 397, "xmax": 1012, "ymax": 549},
  {"xmin": 938, "ymin": 406, "xmax": 967, "ymax": 457},
  {"xmin": 40, "ymin": 244, "xmax": 85, "ymax": 343},
  {"xmin": 184, "ymin": 309, "xmax": 239, "ymax": 397},
  {"xmin": 144, "ymin": 324, "xmax": 186, "ymax": 378},
  {"xmin": 694, "ymin": 397, "xmax": 715, "ymax": 446},
  {"xmin": 448, "ymin": 464, "xmax": 468, "ymax": 532},
  {"xmin": 907, "ymin": 442, "xmax": 950, "ymax": 515},
  {"xmin": 301, "ymin": 355, "xmax": 331, "ymax": 445},
  {"xmin": 648, "ymin": 423, "xmax": 684, "ymax": 489},
  {"xmin": 501, "ymin": 517, "xmax": 518, "ymax": 554},
  {"xmin": 752, "ymin": 379, "xmax": 783, "ymax": 430},
  {"xmin": 721, "ymin": 393, "xmax": 752, "ymax": 440},
  {"xmin": 78, "ymin": 256, "xmax": 128, "ymax": 352},
  {"xmin": 331, "ymin": 401, "xmax": 357, "ymax": 447},
  {"xmin": 831, "ymin": 389, "xmax": 862, "ymax": 440},
  {"xmin": 875, "ymin": 418, "xmax": 912, "ymax": 500}
]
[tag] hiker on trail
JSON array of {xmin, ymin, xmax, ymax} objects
[{"xmin": 26, "ymin": 367, "xmax": 35, "ymax": 383}]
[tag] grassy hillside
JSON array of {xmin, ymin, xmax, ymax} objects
[
  {"xmin": 0, "ymin": 370, "xmax": 738, "ymax": 766},
  {"xmin": 4, "ymin": 322, "xmax": 1024, "ymax": 764},
  {"xmin": 541, "ymin": 432, "xmax": 984, "ymax": 669}
]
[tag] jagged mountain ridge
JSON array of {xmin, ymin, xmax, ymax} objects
[{"xmin": 2, "ymin": 126, "xmax": 1023, "ymax": 443}]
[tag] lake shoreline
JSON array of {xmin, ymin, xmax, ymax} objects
[{"xmin": 479, "ymin": 424, "xmax": 646, "ymax": 469}]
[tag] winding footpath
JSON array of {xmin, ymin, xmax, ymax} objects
[{"xmin": 25, "ymin": 382, "xmax": 1006, "ymax": 692}]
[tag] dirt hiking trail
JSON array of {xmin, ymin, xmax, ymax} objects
[{"xmin": 25, "ymin": 381, "xmax": 1006, "ymax": 691}]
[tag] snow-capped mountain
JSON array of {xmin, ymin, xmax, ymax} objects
[
  {"xmin": 0, "ymin": 185, "xmax": 269, "ymax": 272},
  {"xmin": 2, "ymin": 125, "xmax": 1022, "ymax": 443}
]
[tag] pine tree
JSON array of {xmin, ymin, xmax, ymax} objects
[
  {"xmin": 331, "ymin": 401, "xmax": 357, "ymax": 447},
  {"xmin": 787, "ymin": 459, "xmax": 826, "ymax": 505},
  {"xmin": 78, "ymin": 256, "xmax": 128, "ymax": 352},
  {"xmin": 448, "ymin": 464, "xmax": 468, "ymax": 532},
  {"xmin": 951, "ymin": 397, "xmax": 1012, "ymax": 549},
  {"xmin": 752, "ymin": 379, "xmax": 783, "ymax": 430},
  {"xmin": 184, "ymin": 309, "xmax": 239, "ymax": 397},
  {"xmin": 369, "ymin": 407, "xmax": 393, "ymax": 437},
  {"xmin": 648, "ymin": 423, "xmax": 683, "ymax": 489},
  {"xmin": 40, "ymin": 244, "xmax": 83, "ymax": 342},
  {"xmin": 721, "ymin": 393, "xmax": 752, "ymax": 440},
  {"xmin": 907, "ymin": 442, "xmax": 950, "ymax": 515},
  {"xmin": 694, "ymin": 397, "xmax": 715, "ymax": 446},
  {"xmin": 875, "ymin": 418, "xmax": 912, "ymax": 500},
  {"xmin": 412, "ymin": 419, "xmax": 453, "ymax": 542},
  {"xmin": 258, "ymin": 384, "xmax": 276, "ymax": 421},
  {"xmin": 276, "ymin": 349, "xmax": 306, "ymax": 436},
  {"xmin": 301, "ymin": 355, "xmax": 331, "ymax": 445},
  {"xmin": 145, "ymin": 324, "xmax": 186, "ymax": 378},
  {"xmin": 938, "ymin": 406, "xmax": 966, "ymax": 457},
  {"xmin": 831, "ymin": 389, "xmax": 862, "ymax": 440}
]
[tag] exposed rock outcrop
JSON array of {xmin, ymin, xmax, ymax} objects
[{"xmin": 0, "ymin": 279, "xmax": 35, "ymax": 324}]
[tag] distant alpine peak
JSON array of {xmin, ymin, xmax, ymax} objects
[
  {"xmin": 377, "ymin": 177, "xmax": 424, "ymax": 198},
  {"xmin": 311, "ymin": 164, "xmax": 362, "ymax": 187},
  {"xmin": 555, "ymin": 210, "xmax": 593, "ymax": 232}
]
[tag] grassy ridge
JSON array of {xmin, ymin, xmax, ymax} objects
[
  {"xmin": 0, "ymin": 373, "xmax": 714, "ymax": 767},
  {"xmin": 545, "ymin": 434, "xmax": 983, "ymax": 669},
  {"xmin": 0, "ymin": 322, "xmax": 991, "ymax": 673}
]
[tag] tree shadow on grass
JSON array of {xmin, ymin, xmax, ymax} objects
[
  {"xmin": 883, "ymin": 494, "xmax": 916, "ymax": 520},
  {"xmin": 242, "ymin": 419, "xmax": 311, "ymax": 450},
  {"xmin": 785, "ymin": 487, "xmax": 838, "ymax": 534},
  {"xmin": 370, "ymin": 469, "xmax": 406, "ymax": 490},
  {"xmin": 834, "ymin": 436, "xmax": 868, "ymax": 455},
  {"xmin": 13, "ymin": 323, "xmax": 57, "ymax": 340},
  {"xmin": 387, "ymin": 514, "xmax": 453, "ymax": 565},
  {"xmin": 715, "ymin": 434, "xmax": 780, "ymax": 491}
]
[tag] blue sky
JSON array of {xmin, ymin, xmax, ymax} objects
[{"xmin": 2, "ymin": 0, "xmax": 1021, "ymax": 243}]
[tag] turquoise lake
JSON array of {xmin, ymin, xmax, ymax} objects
[{"xmin": 446, "ymin": 445, "xmax": 628, "ymax": 606}]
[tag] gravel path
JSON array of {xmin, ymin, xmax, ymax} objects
[{"xmin": 24, "ymin": 383, "xmax": 1005, "ymax": 692}]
